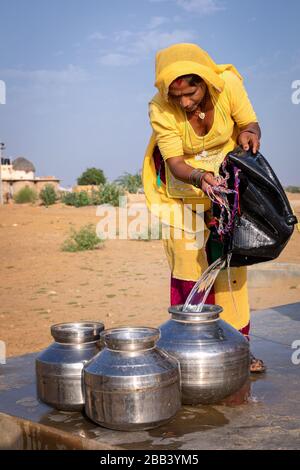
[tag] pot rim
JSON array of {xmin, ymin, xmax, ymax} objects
[
  {"xmin": 168, "ymin": 304, "xmax": 223, "ymax": 323},
  {"xmin": 100, "ymin": 326, "xmax": 160, "ymax": 351},
  {"xmin": 51, "ymin": 321, "xmax": 104, "ymax": 344}
]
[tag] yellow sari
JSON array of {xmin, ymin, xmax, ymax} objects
[{"xmin": 142, "ymin": 43, "xmax": 258, "ymax": 331}]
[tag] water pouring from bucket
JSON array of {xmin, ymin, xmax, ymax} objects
[
  {"xmin": 183, "ymin": 256, "xmax": 227, "ymax": 313},
  {"xmin": 182, "ymin": 156, "xmax": 239, "ymax": 314}
]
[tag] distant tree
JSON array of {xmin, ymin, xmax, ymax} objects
[
  {"xmin": 77, "ymin": 167, "xmax": 106, "ymax": 186},
  {"xmin": 61, "ymin": 191, "xmax": 91, "ymax": 207},
  {"xmin": 61, "ymin": 184, "xmax": 125, "ymax": 208},
  {"xmin": 14, "ymin": 186, "xmax": 38, "ymax": 204},
  {"xmin": 285, "ymin": 186, "xmax": 300, "ymax": 193},
  {"xmin": 115, "ymin": 171, "xmax": 142, "ymax": 193},
  {"xmin": 39, "ymin": 184, "xmax": 58, "ymax": 207},
  {"xmin": 98, "ymin": 183, "xmax": 125, "ymax": 206}
]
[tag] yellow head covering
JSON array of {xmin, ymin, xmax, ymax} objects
[{"xmin": 155, "ymin": 43, "xmax": 242, "ymax": 101}]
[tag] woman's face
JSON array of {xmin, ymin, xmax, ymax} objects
[{"xmin": 168, "ymin": 78, "xmax": 207, "ymax": 113}]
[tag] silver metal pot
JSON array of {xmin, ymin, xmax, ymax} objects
[
  {"xmin": 36, "ymin": 321, "xmax": 104, "ymax": 411},
  {"xmin": 157, "ymin": 305, "xmax": 250, "ymax": 405},
  {"xmin": 84, "ymin": 327, "xmax": 181, "ymax": 430}
]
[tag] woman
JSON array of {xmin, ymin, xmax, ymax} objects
[{"xmin": 142, "ymin": 43, "xmax": 265, "ymax": 372}]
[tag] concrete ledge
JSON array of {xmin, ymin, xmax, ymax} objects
[
  {"xmin": 0, "ymin": 412, "xmax": 119, "ymax": 450},
  {"xmin": 248, "ymin": 262, "xmax": 300, "ymax": 288}
]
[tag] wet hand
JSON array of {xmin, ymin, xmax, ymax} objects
[
  {"xmin": 238, "ymin": 131, "xmax": 260, "ymax": 154},
  {"xmin": 201, "ymin": 172, "xmax": 222, "ymax": 194}
]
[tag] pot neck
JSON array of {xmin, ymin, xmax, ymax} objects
[
  {"xmin": 101, "ymin": 327, "xmax": 160, "ymax": 352},
  {"xmin": 51, "ymin": 321, "xmax": 104, "ymax": 344},
  {"xmin": 168, "ymin": 304, "xmax": 223, "ymax": 323}
]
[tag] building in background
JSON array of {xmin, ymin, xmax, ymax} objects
[{"xmin": 0, "ymin": 156, "xmax": 60, "ymax": 203}]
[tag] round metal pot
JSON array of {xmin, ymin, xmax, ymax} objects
[
  {"xmin": 157, "ymin": 305, "xmax": 250, "ymax": 405},
  {"xmin": 84, "ymin": 327, "xmax": 181, "ymax": 430},
  {"xmin": 36, "ymin": 321, "xmax": 104, "ymax": 411}
]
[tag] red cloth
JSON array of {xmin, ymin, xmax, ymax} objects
[
  {"xmin": 171, "ymin": 276, "xmax": 215, "ymax": 306},
  {"xmin": 239, "ymin": 322, "xmax": 250, "ymax": 339},
  {"xmin": 170, "ymin": 275, "xmax": 250, "ymax": 338}
]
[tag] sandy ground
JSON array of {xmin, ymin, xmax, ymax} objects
[{"xmin": 0, "ymin": 194, "xmax": 299, "ymax": 357}]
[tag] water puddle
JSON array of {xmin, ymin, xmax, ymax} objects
[{"xmin": 150, "ymin": 406, "xmax": 229, "ymax": 438}]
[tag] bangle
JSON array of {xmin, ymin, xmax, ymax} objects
[{"xmin": 189, "ymin": 168, "xmax": 206, "ymax": 189}]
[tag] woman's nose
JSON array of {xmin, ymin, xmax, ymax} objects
[{"xmin": 180, "ymin": 96, "xmax": 192, "ymax": 109}]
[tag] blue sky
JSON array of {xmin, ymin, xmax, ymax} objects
[{"xmin": 0, "ymin": 0, "xmax": 299, "ymax": 186}]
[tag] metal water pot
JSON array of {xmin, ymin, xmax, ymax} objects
[
  {"xmin": 84, "ymin": 327, "xmax": 181, "ymax": 430},
  {"xmin": 157, "ymin": 305, "xmax": 250, "ymax": 405},
  {"xmin": 36, "ymin": 321, "xmax": 104, "ymax": 411}
]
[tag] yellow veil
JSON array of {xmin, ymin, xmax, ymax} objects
[{"xmin": 155, "ymin": 43, "xmax": 242, "ymax": 101}]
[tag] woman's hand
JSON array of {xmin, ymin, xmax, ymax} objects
[
  {"xmin": 167, "ymin": 157, "xmax": 222, "ymax": 194},
  {"xmin": 200, "ymin": 172, "xmax": 222, "ymax": 194},
  {"xmin": 237, "ymin": 123, "xmax": 261, "ymax": 154},
  {"xmin": 238, "ymin": 131, "xmax": 260, "ymax": 154}
]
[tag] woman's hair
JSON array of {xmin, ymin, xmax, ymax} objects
[{"xmin": 172, "ymin": 74, "xmax": 203, "ymax": 87}]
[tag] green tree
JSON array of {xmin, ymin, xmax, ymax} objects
[
  {"xmin": 39, "ymin": 184, "xmax": 58, "ymax": 207},
  {"xmin": 97, "ymin": 183, "xmax": 125, "ymax": 206},
  {"xmin": 61, "ymin": 191, "xmax": 91, "ymax": 207},
  {"xmin": 14, "ymin": 186, "xmax": 38, "ymax": 204},
  {"xmin": 285, "ymin": 186, "xmax": 300, "ymax": 193},
  {"xmin": 77, "ymin": 167, "xmax": 106, "ymax": 186},
  {"xmin": 115, "ymin": 171, "xmax": 142, "ymax": 193}
]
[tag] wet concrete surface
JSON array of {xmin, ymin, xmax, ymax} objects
[{"xmin": 0, "ymin": 303, "xmax": 299, "ymax": 450}]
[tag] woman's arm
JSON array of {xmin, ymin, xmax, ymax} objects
[
  {"xmin": 223, "ymin": 71, "xmax": 261, "ymax": 153},
  {"xmin": 237, "ymin": 122, "xmax": 261, "ymax": 154},
  {"xmin": 149, "ymin": 101, "xmax": 223, "ymax": 192},
  {"xmin": 166, "ymin": 156, "xmax": 221, "ymax": 193}
]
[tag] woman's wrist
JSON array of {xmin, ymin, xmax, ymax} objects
[
  {"xmin": 238, "ymin": 124, "xmax": 261, "ymax": 141},
  {"xmin": 189, "ymin": 168, "xmax": 206, "ymax": 189},
  {"xmin": 238, "ymin": 129, "xmax": 259, "ymax": 138}
]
